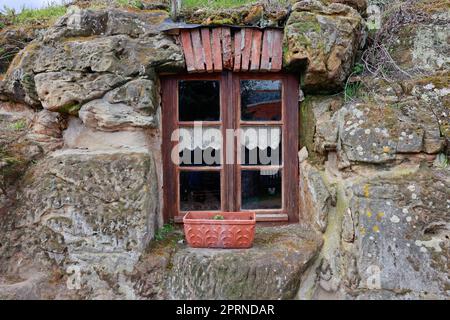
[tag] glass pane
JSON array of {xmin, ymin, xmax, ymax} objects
[
  {"xmin": 240, "ymin": 126, "xmax": 282, "ymax": 166},
  {"xmin": 241, "ymin": 170, "xmax": 282, "ymax": 210},
  {"xmin": 178, "ymin": 126, "xmax": 222, "ymax": 166},
  {"xmin": 179, "ymin": 80, "xmax": 220, "ymax": 121},
  {"xmin": 240, "ymin": 80, "xmax": 282, "ymax": 121},
  {"xmin": 180, "ymin": 171, "xmax": 221, "ymax": 211}
]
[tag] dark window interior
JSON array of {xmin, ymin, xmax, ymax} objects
[
  {"xmin": 241, "ymin": 170, "xmax": 282, "ymax": 209},
  {"xmin": 179, "ymin": 80, "xmax": 220, "ymax": 121},
  {"xmin": 180, "ymin": 171, "xmax": 221, "ymax": 211}
]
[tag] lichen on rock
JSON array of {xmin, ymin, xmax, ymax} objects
[{"xmin": 284, "ymin": 0, "xmax": 365, "ymax": 92}]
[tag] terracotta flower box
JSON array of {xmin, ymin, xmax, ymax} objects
[{"xmin": 183, "ymin": 211, "xmax": 256, "ymax": 249}]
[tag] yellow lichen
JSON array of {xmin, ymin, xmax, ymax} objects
[
  {"xmin": 364, "ymin": 184, "xmax": 370, "ymax": 198},
  {"xmin": 376, "ymin": 212, "xmax": 385, "ymax": 222}
]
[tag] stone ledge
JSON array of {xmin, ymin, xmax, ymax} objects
[{"xmin": 165, "ymin": 225, "xmax": 323, "ymax": 299}]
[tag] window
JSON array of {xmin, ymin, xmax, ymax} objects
[{"xmin": 162, "ymin": 73, "xmax": 299, "ymax": 222}]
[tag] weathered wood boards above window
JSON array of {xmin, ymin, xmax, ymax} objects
[{"xmin": 179, "ymin": 27, "xmax": 283, "ymax": 73}]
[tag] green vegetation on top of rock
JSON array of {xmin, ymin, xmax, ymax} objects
[
  {"xmin": 183, "ymin": 0, "xmax": 258, "ymax": 9},
  {"xmin": 155, "ymin": 223, "xmax": 175, "ymax": 241},
  {"xmin": 0, "ymin": 4, "xmax": 67, "ymax": 26}
]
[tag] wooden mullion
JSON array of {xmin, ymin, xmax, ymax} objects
[{"xmin": 283, "ymin": 74, "xmax": 299, "ymax": 222}]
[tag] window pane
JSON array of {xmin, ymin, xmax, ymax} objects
[
  {"xmin": 241, "ymin": 170, "xmax": 282, "ymax": 209},
  {"xmin": 240, "ymin": 126, "xmax": 282, "ymax": 166},
  {"xmin": 180, "ymin": 171, "xmax": 221, "ymax": 211},
  {"xmin": 179, "ymin": 80, "xmax": 220, "ymax": 121},
  {"xmin": 240, "ymin": 80, "xmax": 282, "ymax": 121}
]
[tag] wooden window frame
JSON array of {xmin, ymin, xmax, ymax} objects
[{"xmin": 161, "ymin": 72, "xmax": 299, "ymax": 223}]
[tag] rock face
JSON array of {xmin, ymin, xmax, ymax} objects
[
  {"xmin": 35, "ymin": 71, "xmax": 128, "ymax": 112},
  {"xmin": 296, "ymin": 0, "xmax": 449, "ymax": 299},
  {"xmin": 0, "ymin": 149, "xmax": 159, "ymax": 299},
  {"xmin": 299, "ymin": 155, "xmax": 335, "ymax": 232},
  {"xmin": 0, "ymin": 0, "xmax": 449, "ymax": 301},
  {"xmin": 349, "ymin": 168, "xmax": 449, "ymax": 298},
  {"xmin": 284, "ymin": 0, "xmax": 365, "ymax": 92},
  {"xmin": 0, "ymin": 8, "xmax": 184, "ymax": 107},
  {"xmin": 180, "ymin": 3, "xmax": 289, "ymax": 27},
  {"xmin": 167, "ymin": 225, "xmax": 322, "ymax": 300}
]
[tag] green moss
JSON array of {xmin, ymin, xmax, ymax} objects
[
  {"xmin": 299, "ymin": 96, "xmax": 315, "ymax": 151},
  {"xmin": 415, "ymin": 71, "xmax": 450, "ymax": 89},
  {"xmin": 344, "ymin": 82, "xmax": 362, "ymax": 102},
  {"xmin": 8, "ymin": 119, "xmax": 27, "ymax": 131},
  {"xmin": 183, "ymin": 0, "xmax": 257, "ymax": 9},
  {"xmin": 115, "ymin": 0, "xmax": 145, "ymax": 9},
  {"xmin": 154, "ymin": 222, "xmax": 175, "ymax": 241},
  {"xmin": 58, "ymin": 103, "xmax": 81, "ymax": 116}
]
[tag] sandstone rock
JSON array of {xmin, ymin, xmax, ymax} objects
[
  {"xmin": 105, "ymin": 78, "xmax": 159, "ymax": 114},
  {"xmin": 32, "ymin": 34, "xmax": 183, "ymax": 75},
  {"xmin": 349, "ymin": 167, "xmax": 449, "ymax": 298},
  {"xmin": 0, "ymin": 149, "xmax": 159, "ymax": 296},
  {"xmin": 1, "ymin": 20, "xmax": 183, "ymax": 106},
  {"xmin": 79, "ymin": 99, "xmax": 157, "ymax": 131},
  {"xmin": 27, "ymin": 109, "xmax": 67, "ymax": 152},
  {"xmin": 35, "ymin": 71, "xmax": 128, "ymax": 112},
  {"xmin": 337, "ymin": 97, "xmax": 445, "ymax": 165},
  {"xmin": 299, "ymin": 160, "xmax": 334, "ymax": 232},
  {"xmin": 47, "ymin": 7, "xmax": 169, "ymax": 40},
  {"xmin": 341, "ymin": 208, "xmax": 355, "ymax": 242},
  {"xmin": 284, "ymin": 0, "xmax": 364, "ymax": 92},
  {"xmin": 63, "ymin": 116, "xmax": 151, "ymax": 151},
  {"xmin": 331, "ymin": 0, "xmax": 367, "ymax": 14},
  {"xmin": 0, "ymin": 104, "xmax": 41, "ymax": 209},
  {"xmin": 0, "ymin": 273, "xmax": 46, "ymax": 300},
  {"xmin": 300, "ymin": 95, "xmax": 343, "ymax": 159},
  {"xmin": 181, "ymin": 3, "xmax": 289, "ymax": 27},
  {"xmin": 168, "ymin": 225, "xmax": 322, "ymax": 299},
  {"xmin": 0, "ymin": 28, "xmax": 36, "ymax": 74},
  {"xmin": 389, "ymin": 11, "xmax": 449, "ymax": 73}
]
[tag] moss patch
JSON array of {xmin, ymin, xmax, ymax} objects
[{"xmin": 183, "ymin": 0, "xmax": 258, "ymax": 9}]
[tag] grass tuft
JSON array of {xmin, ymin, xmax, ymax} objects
[
  {"xmin": 1, "ymin": 2, "xmax": 67, "ymax": 26},
  {"xmin": 154, "ymin": 222, "xmax": 175, "ymax": 241},
  {"xmin": 115, "ymin": 0, "xmax": 145, "ymax": 9}
]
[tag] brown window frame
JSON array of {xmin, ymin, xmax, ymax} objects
[{"xmin": 161, "ymin": 72, "xmax": 299, "ymax": 223}]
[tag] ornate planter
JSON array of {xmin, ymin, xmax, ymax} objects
[{"xmin": 183, "ymin": 212, "xmax": 256, "ymax": 249}]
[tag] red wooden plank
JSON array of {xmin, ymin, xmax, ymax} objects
[
  {"xmin": 270, "ymin": 30, "xmax": 283, "ymax": 72},
  {"xmin": 250, "ymin": 29, "xmax": 263, "ymax": 71},
  {"xmin": 241, "ymin": 28, "xmax": 253, "ymax": 71},
  {"xmin": 180, "ymin": 30, "xmax": 196, "ymax": 72},
  {"xmin": 201, "ymin": 28, "xmax": 214, "ymax": 72},
  {"xmin": 233, "ymin": 29, "xmax": 243, "ymax": 72},
  {"xmin": 260, "ymin": 29, "xmax": 273, "ymax": 72},
  {"xmin": 221, "ymin": 27, "xmax": 233, "ymax": 70},
  {"xmin": 211, "ymin": 28, "xmax": 223, "ymax": 72},
  {"xmin": 191, "ymin": 29, "xmax": 205, "ymax": 71}
]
